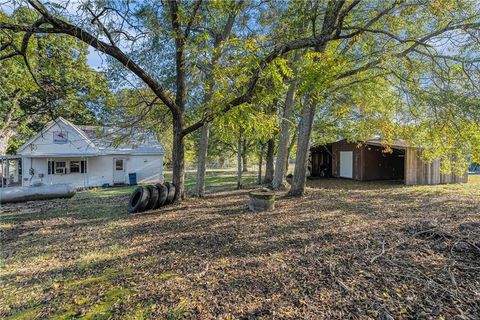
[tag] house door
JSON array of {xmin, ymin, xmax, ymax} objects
[
  {"xmin": 113, "ymin": 158, "xmax": 126, "ymax": 184},
  {"xmin": 339, "ymin": 151, "xmax": 353, "ymax": 178}
]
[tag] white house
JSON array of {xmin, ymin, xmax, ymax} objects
[{"xmin": 16, "ymin": 117, "xmax": 165, "ymax": 188}]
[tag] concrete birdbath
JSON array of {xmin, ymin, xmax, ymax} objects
[{"xmin": 248, "ymin": 189, "xmax": 275, "ymax": 212}]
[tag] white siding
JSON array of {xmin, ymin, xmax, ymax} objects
[
  {"xmin": 127, "ymin": 155, "xmax": 164, "ymax": 184},
  {"xmin": 22, "ymin": 155, "xmax": 163, "ymax": 188},
  {"xmin": 17, "ymin": 118, "xmax": 164, "ymax": 188}
]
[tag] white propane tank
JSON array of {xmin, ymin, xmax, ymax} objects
[{"xmin": 0, "ymin": 184, "xmax": 76, "ymax": 204}]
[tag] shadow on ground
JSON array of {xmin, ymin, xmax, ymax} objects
[{"xmin": 1, "ymin": 179, "xmax": 479, "ymax": 319}]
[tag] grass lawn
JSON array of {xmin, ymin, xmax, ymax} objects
[
  {"xmin": 163, "ymin": 168, "xmax": 258, "ymax": 192},
  {"xmin": 0, "ymin": 175, "xmax": 479, "ymax": 319}
]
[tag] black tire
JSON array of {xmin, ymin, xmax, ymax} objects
[
  {"xmin": 155, "ymin": 183, "xmax": 168, "ymax": 208},
  {"xmin": 128, "ymin": 186, "xmax": 150, "ymax": 213},
  {"xmin": 145, "ymin": 185, "xmax": 159, "ymax": 211},
  {"xmin": 164, "ymin": 182, "xmax": 176, "ymax": 205}
]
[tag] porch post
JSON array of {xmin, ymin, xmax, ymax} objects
[
  {"xmin": 86, "ymin": 157, "xmax": 89, "ymax": 188},
  {"xmin": 1, "ymin": 157, "xmax": 4, "ymax": 188},
  {"xmin": 83, "ymin": 156, "xmax": 86, "ymax": 189},
  {"xmin": 21, "ymin": 157, "xmax": 24, "ymax": 187},
  {"xmin": 14, "ymin": 158, "xmax": 18, "ymax": 184},
  {"xmin": 47, "ymin": 157, "xmax": 51, "ymax": 185},
  {"xmin": 5, "ymin": 159, "xmax": 9, "ymax": 187}
]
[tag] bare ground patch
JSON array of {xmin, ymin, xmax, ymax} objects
[{"xmin": 1, "ymin": 179, "xmax": 479, "ymax": 319}]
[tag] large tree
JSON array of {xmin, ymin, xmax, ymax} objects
[
  {"xmin": 2, "ymin": 0, "xmax": 480, "ymax": 198},
  {"xmin": 287, "ymin": 0, "xmax": 480, "ymax": 196},
  {"xmin": 193, "ymin": 1, "xmax": 245, "ymax": 197},
  {"xmin": 0, "ymin": 8, "xmax": 110, "ymax": 154}
]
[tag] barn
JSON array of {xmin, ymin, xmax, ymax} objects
[{"xmin": 309, "ymin": 138, "xmax": 468, "ymax": 185}]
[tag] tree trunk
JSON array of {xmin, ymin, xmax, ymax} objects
[
  {"xmin": 272, "ymin": 78, "xmax": 298, "ymax": 190},
  {"xmin": 0, "ymin": 128, "xmax": 15, "ymax": 155},
  {"xmin": 257, "ymin": 143, "xmax": 264, "ymax": 184},
  {"xmin": 264, "ymin": 138, "xmax": 274, "ymax": 185},
  {"xmin": 242, "ymin": 139, "xmax": 248, "ymax": 172},
  {"xmin": 0, "ymin": 102, "xmax": 17, "ymax": 155},
  {"xmin": 195, "ymin": 122, "xmax": 209, "ymax": 197},
  {"xmin": 193, "ymin": 12, "xmax": 236, "ymax": 196},
  {"xmin": 288, "ymin": 95, "xmax": 316, "ymax": 196},
  {"xmin": 286, "ymin": 128, "xmax": 297, "ymax": 173},
  {"xmin": 242, "ymin": 156, "xmax": 248, "ymax": 172},
  {"xmin": 236, "ymin": 129, "xmax": 243, "ymax": 189},
  {"xmin": 172, "ymin": 116, "xmax": 185, "ymax": 200}
]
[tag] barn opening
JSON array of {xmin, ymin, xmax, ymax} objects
[
  {"xmin": 309, "ymin": 144, "xmax": 333, "ymax": 178},
  {"xmin": 309, "ymin": 139, "xmax": 405, "ymax": 182},
  {"xmin": 358, "ymin": 144, "xmax": 405, "ymax": 181}
]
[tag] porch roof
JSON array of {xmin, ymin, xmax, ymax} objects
[
  {"xmin": 0, "ymin": 156, "xmax": 22, "ymax": 160},
  {"xmin": 23, "ymin": 153, "xmax": 99, "ymax": 158}
]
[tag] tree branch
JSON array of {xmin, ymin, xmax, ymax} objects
[
  {"xmin": 337, "ymin": 20, "xmax": 480, "ymax": 80},
  {"xmin": 1, "ymin": 0, "xmax": 179, "ymax": 115},
  {"xmin": 86, "ymin": 7, "xmax": 115, "ymax": 46},
  {"xmin": 334, "ymin": 0, "xmax": 361, "ymax": 37},
  {"xmin": 338, "ymin": 0, "xmax": 403, "ymax": 40},
  {"xmin": 184, "ymin": 0, "xmax": 203, "ymax": 39},
  {"xmin": 182, "ymin": 34, "xmax": 335, "ymax": 136}
]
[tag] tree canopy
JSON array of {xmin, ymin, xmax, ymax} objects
[
  {"xmin": 1, "ymin": 0, "xmax": 480, "ymax": 196},
  {"xmin": 0, "ymin": 7, "xmax": 111, "ymax": 153}
]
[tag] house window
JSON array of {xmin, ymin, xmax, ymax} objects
[
  {"xmin": 55, "ymin": 161, "xmax": 67, "ymax": 174},
  {"xmin": 115, "ymin": 159, "xmax": 124, "ymax": 171},
  {"xmin": 70, "ymin": 161, "xmax": 80, "ymax": 173}
]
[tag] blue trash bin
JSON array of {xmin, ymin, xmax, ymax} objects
[{"xmin": 128, "ymin": 173, "xmax": 137, "ymax": 185}]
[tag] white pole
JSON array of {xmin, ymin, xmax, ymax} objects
[
  {"xmin": 1, "ymin": 158, "xmax": 4, "ymax": 188},
  {"xmin": 86, "ymin": 157, "xmax": 89, "ymax": 188},
  {"xmin": 14, "ymin": 158, "xmax": 18, "ymax": 184},
  {"xmin": 47, "ymin": 157, "xmax": 50, "ymax": 185},
  {"xmin": 21, "ymin": 157, "xmax": 24, "ymax": 187},
  {"xmin": 83, "ymin": 156, "xmax": 86, "ymax": 189},
  {"xmin": 5, "ymin": 160, "xmax": 9, "ymax": 187}
]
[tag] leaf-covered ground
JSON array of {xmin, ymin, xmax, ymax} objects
[{"xmin": 1, "ymin": 176, "xmax": 479, "ymax": 319}]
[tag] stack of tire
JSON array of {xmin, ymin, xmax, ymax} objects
[{"xmin": 128, "ymin": 182, "xmax": 176, "ymax": 213}]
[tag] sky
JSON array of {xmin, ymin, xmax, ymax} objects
[
  {"xmin": 0, "ymin": 2, "xmax": 13, "ymax": 14},
  {"xmin": 87, "ymin": 50, "xmax": 105, "ymax": 70}
]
